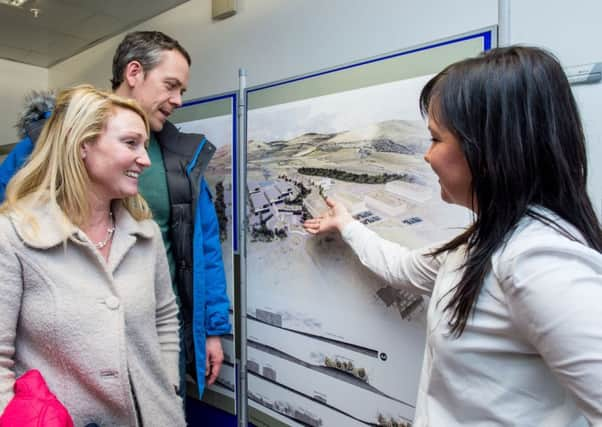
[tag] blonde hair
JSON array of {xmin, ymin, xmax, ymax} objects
[{"xmin": 1, "ymin": 84, "xmax": 152, "ymax": 229}]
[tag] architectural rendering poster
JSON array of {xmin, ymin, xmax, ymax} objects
[
  {"xmin": 245, "ymin": 31, "xmax": 491, "ymax": 427},
  {"xmin": 172, "ymin": 95, "xmax": 237, "ymax": 412}
]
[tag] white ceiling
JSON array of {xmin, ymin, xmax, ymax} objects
[{"xmin": 0, "ymin": 0, "xmax": 190, "ymax": 68}]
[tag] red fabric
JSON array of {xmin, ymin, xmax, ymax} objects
[{"xmin": 0, "ymin": 369, "xmax": 73, "ymax": 427}]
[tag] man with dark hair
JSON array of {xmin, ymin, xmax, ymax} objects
[
  {"xmin": 110, "ymin": 31, "xmax": 191, "ymax": 91},
  {"xmin": 0, "ymin": 30, "xmax": 231, "ymax": 400},
  {"xmin": 112, "ymin": 31, "xmax": 231, "ymax": 399}
]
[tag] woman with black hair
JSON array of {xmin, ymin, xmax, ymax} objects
[{"xmin": 304, "ymin": 46, "xmax": 602, "ymax": 426}]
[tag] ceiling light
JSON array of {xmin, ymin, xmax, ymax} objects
[{"xmin": 0, "ymin": 0, "xmax": 30, "ymax": 7}]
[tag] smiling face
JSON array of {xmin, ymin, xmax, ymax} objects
[
  {"xmin": 128, "ymin": 49, "xmax": 190, "ymax": 131},
  {"xmin": 82, "ymin": 107, "xmax": 150, "ymax": 204},
  {"xmin": 424, "ymin": 112, "xmax": 474, "ymax": 211}
]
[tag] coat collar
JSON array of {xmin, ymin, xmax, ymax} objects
[{"xmin": 11, "ymin": 198, "xmax": 154, "ymax": 250}]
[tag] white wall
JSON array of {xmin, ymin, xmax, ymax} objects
[
  {"xmin": 510, "ymin": 0, "xmax": 602, "ymax": 216},
  {"xmin": 0, "ymin": 58, "xmax": 48, "ymax": 146},
  {"xmin": 49, "ymin": 0, "xmax": 498, "ymax": 96}
]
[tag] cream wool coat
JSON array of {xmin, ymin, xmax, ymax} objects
[{"xmin": 0, "ymin": 201, "xmax": 186, "ymax": 426}]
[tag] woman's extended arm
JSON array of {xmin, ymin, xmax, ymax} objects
[{"xmin": 305, "ymin": 198, "xmax": 440, "ymax": 295}]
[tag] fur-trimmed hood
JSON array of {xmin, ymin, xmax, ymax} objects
[{"xmin": 15, "ymin": 90, "xmax": 55, "ymax": 140}]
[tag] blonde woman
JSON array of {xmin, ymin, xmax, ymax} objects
[{"xmin": 0, "ymin": 85, "xmax": 186, "ymax": 426}]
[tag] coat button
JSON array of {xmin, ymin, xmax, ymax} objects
[{"xmin": 105, "ymin": 296, "xmax": 120, "ymax": 310}]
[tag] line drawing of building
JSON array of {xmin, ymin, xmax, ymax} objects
[
  {"xmin": 364, "ymin": 190, "xmax": 408, "ymax": 217},
  {"xmin": 385, "ymin": 180, "xmax": 432, "ymax": 204}
]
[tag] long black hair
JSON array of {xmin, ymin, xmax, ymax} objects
[{"xmin": 419, "ymin": 46, "xmax": 602, "ymax": 336}]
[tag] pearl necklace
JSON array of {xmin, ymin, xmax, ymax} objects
[{"xmin": 94, "ymin": 211, "xmax": 115, "ymax": 249}]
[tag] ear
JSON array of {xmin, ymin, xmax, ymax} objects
[
  {"xmin": 80, "ymin": 143, "xmax": 88, "ymax": 160},
  {"xmin": 123, "ymin": 60, "xmax": 145, "ymax": 88}
]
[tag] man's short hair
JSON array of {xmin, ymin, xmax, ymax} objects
[{"xmin": 111, "ymin": 31, "xmax": 191, "ymax": 90}]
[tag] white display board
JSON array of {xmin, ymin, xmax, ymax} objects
[{"xmin": 243, "ymin": 29, "xmax": 493, "ymax": 427}]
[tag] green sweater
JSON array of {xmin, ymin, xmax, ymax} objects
[{"xmin": 138, "ymin": 134, "xmax": 176, "ymax": 284}]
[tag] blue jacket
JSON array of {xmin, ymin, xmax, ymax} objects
[
  {"xmin": 0, "ymin": 137, "xmax": 34, "ymax": 201},
  {"xmin": 0, "ymin": 105, "xmax": 50, "ymax": 200},
  {"xmin": 193, "ymin": 178, "xmax": 231, "ymax": 391},
  {"xmin": 155, "ymin": 121, "xmax": 231, "ymax": 398}
]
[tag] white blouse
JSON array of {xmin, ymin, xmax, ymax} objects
[{"xmin": 341, "ymin": 212, "xmax": 602, "ymax": 427}]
